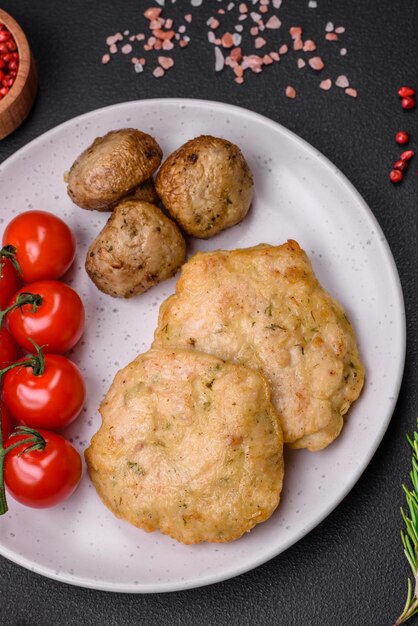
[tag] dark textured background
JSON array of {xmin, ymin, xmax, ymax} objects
[{"xmin": 0, "ymin": 1, "xmax": 417, "ymax": 625}]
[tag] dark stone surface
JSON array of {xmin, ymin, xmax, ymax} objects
[{"xmin": 0, "ymin": 1, "xmax": 417, "ymax": 624}]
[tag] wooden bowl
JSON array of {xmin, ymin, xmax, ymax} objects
[{"xmin": 0, "ymin": 9, "xmax": 37, "ymax": 140}]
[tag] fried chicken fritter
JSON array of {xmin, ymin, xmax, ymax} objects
[
  {"xmin": 153, "ymin": 240, "xmax": 365, "ymax": 451},
  {"xmin": 85, "ymin": 348, "xmax": 284, "ymax": 544}
]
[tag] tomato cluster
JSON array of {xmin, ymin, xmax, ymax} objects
[{"xmin": 0, "ymin": 211, "xmax": 85, "ymax": 511}]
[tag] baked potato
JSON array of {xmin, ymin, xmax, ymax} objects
[
  {"xmin": 155, "ymin": 135, "xmax": 254, "ymax": 238},
  {"xmin": 67, "ymin": 128, "xmax": 162, "ymax": 211},
  {"xmin": 85, "ymin": 199, "xmax": 186, "ymax": 298}
]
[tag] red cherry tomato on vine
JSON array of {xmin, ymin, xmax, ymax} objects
[
  {"xmin": 0, "ymin": 256, "xmax": 18, "ymax": 309},
  {"xmin": 0, "ymin": 326, "xmax": 17, "ymax": 368},
  {"xmin": 4, "ymin": 429, "xmax": 82, "ymax": 508},
  {"xmin": 6, "ymin": 280, "xmax": 85, "ymax": 353},
  {"xmin": 3, "ymin": 354, "xmax": 86, "ymax": 431},
  {"xmin": 1, "ymin": 403, "xmax": 12, "ymax": 441},
  {"xmin": 2, "ymin": 211, "xmax": 76, "ymax": 282}
]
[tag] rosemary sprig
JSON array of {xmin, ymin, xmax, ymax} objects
[{"xmin": 395, "ymin": 421, "xmax": 418, "ymax": 625}]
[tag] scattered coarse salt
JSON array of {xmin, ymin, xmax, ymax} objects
[
  {"xmin": 153, "ymin": 66, "xmax": 165, "ymax": 78},
  {"xmin": 266, "ymin": 15, "xmax": 281, "ymax": 29},
  {"xmin": 215, "ymin": 46, "xmax": 225, "ymax": 71},
  {"xmin": 222, "ymin": 32, "xmax": 234, "ymax": 47},
  {"xmin": 335, "ymin": 26, "xmax": 345, "ymax": 34},
  {"xmin": 208, "ymin": 31, "xmax": 216, "ymax": 43},
  {"xmin": 263, "ymin": 54, "xmax": 273, "ymax": 65},
  {"xmin": 325, "ymin": 33, "xmax": 338, "ymax": 41},
  {"xmin": 239, "ymin": 3, "xmax": 248, "ymax": 12},
  {"xmin": 102, "ymin": 53, "xmax": 111, "ymax": 64},
  {"xmin": 308, "ymin": 56, "xmax": 324, "ymax": 70},
  {"xmin": 235, "ymin": 24, "xmax": 244, "ymax": 32},
  {"xmin": 325, "ymin": 21, "xmax": 334, "ymax": 32},
  {"xmin": 208, "ymin": 17, "xmax": 220, "ymax": 29},
  {"xmin": 270, "ymin": 51, "xmax": 280, "ymax": 61},
  {"xmin": 134, "ymin": 63, "xmax": 144, "ymax": 73},
  {"xmin": 279, "ymin": 44, "xmax": 288, "ymax": 54},
  {"xmin": 136, "ymin": 33, "xmax": 145, "ymax": 41},
  {"xmin": 319, "ymin": 78, "xmax": 332, "ymax": 90},
  {"xmin": 158, "ymin": 56, "xmax": 174, "ymax": 70},
  {"xmin": 297, "ymin": 58, "xmax": 306, "ymax": 68},
  {"xmin": 232, "ymin": 33, "xmax": 242, "ymax": 46},
  {"xmin": 162, "ymin": 39, "xmax": 175, "ymax": 50},
  {"xmin": 340, "ymin": 48, "xmax": 347, "ymax": 56},
  {"xmin": 286, "ymin": 86, "xmax": 297, "ymax": 98},
  {"xmin": 178, "ymin": 25, "xmax": 186, "ymax": 33},
  {"xmin": 290, "ymin": 26, "xmax": 302, "ymax": 39},
  {"xmin": 109, "ymin": 44, "xmax": 118, "ymax": 54},
  {"xmin": 303, "ymin": 39, "xmax": 316, "ymax": 52},
  {"xmin": 184, "ymin": 13, "xmax": 192, "ymax": 23},
  {"xmin": 336, "ymin": 74, "xmax": 349, "ymax": 88},
  {"xmin": 250, "ymin": 12, "xmax": 261, "ymax": 22},
  {"xmin": 121, "ymin": 44, "xmax": 133, "ymax": 54},
  {"xmin": 234, "ymin": 76, "xmax": 244, "ymax": 84},
  {"xmin": 272, "ymin": 0, "xmax": 282, "ymax": 8},
  {"xmin": 345, "ymin": 87, "xmax": 357, "ymax": 98},
  {"xmin": 250, "ymin": 26, "xmax": 259, "ymax": 36},
  {"xmin": 255, "ymin": 37, "xmax": 267, "ymax": 49},
  {"xmin": 144, "ymin": 8, "xmax": 162, "ymax": 20},
  {"xmin": 227, "ymin": 2, "xmax": 235, "ymax": 10},
  {"xmin": 308, "ymin": 0, "xmax": 317, "ymax": 7},
  {"xmin": 293, "ymin": 39, "xmax": 303, "ymax": 51}
]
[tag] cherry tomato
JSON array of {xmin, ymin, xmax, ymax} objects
[
  {"xmin": 7, "ymin": 280, "xmax": 85, "ymax": 353},
  {"xmin": 2, "ymin": 211, "xmax": 76, "ymax": 282},
  {"xmin": 4, "ymin": 429, "xmax": 82, "ymax": 508},
  {"xmin": 0, "ymin": 255, "xmax": 18, "ymax": 309},
  {"xmin": 1, "ymin": 402, "xmax": 12, "ymax": 441},
  {"xmin": 3, "ymin": 353, "xmax": 86, "ymax": 431},
  {"xmin": 0, "ymin": 326, "xmax": 17, "ymax": 368}
]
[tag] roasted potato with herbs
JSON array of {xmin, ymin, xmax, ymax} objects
[
  {"xmin": 66, "ymin": 129, "xmax": 162, "ymax": 211},
  {"xmin": 155, "ymin": 135, "xmax": 254, "ymax": 238},
  {"xmin": 85, "ymin": 200, "xmax": 186, "ymax": 298}
]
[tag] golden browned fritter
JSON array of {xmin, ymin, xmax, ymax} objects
[
  {"xmin": 153, "ymin": 241, "xmax": 365, "ymax": 451},
  {"xmin": 155, "ymin": 135, "xmax": 253, "ymax": 238},
  {"xmin": 85, "ymin": 348, "xmax": 284, "ymax": 544},
  {"xmin": 85, "ymin": 200, "xmax": 186, "ymax": 298},
  {"xmin": 67, "ymin": 128, "xmax": 162, "ymax": 211}
]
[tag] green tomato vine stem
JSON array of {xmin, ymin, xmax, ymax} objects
[{"xmin": 0, "ymin": 292, "xmax": 43, "ymax": 328}]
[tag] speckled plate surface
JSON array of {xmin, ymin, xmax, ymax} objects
[{"xmin": 0, "ymin": 99, "xmax": 405, "ymax": 592}]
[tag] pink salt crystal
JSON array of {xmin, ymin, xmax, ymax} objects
[
  {"xmin": 218, "ymin": 8, "xmax": 225, "ymax": 14},
  {"xmin": 245, "ymin": 55, "xmax": 263, "ymax": 71},
  {"xmin": 260, "ymin": 6, "xmax": 268, "ymax": 13},
  {"xmin": 154, "ymin": 40, "xmax": 162, "ymax": 50},
  {"xmin": 289, "ymin": 26, "xmax": 302, "ymax": 39},
  {"xmin": 215, "ymin": 47, "xmax": 225, "ymax": 71},
  {"xmin": 325, "ymin": 21, "xmax": 334, "ymax": 32},
  {"xmin": 239, "ymin": 2, "xmax": 248, "ymax": 12},
  {"xmin": 303, "ymin": 39, "xmax": 316, "ymax": 52},
  {"xmin": 208, "ymin": 17, "xmax": 220, "ymax": 29},
  {"xmin": 335, "ymin": 26, "xmax": 345, "ymax": 34},
  {"xmin": 340, "ymin": 48, "xmax": 347, "ymax": 56},
  {"xmin": 263, "ymin": 54, "xmax": 273, "ymax": 64},
  {"xmin": 222, "ymin": 33, "xmax": 234, "ymax": 48},
  {"xmin": 144, "ymin": 44, "xmax": 152, "ymax": 51},
  {"xmin": 308, "ymin": 56, "xmax": 324, "ymax": 70},
  {"xmin": 325, "ymin": 33, "xmax": 338, "ymax": 41},
  {"xmin": 297, "ymin": 58, "xmax": 306, "ymax": 68},
  {"xmin": 266, "ymin": 15, "xmax": 281, "ymax": 29},
  {"xmin": 144, "ymin": 8, "xmax": 162, "ymax": 20},
  {"xmin": 235, "ymin": 24, "xmax": 244, "ymax": 32},
  {"xmin": 285, "ymin": 86, "xmax": 297, "ymax": 99},
  {"xmin": 345, "ymin": 87, "xmax": 357, "ymax": 98},
  {"xmin": 121, "ymin": 44, "xmax": 133, "ymax": 54},
  {"xmin": 109, "ymin": 43, "xmax": 118, "ymax": 54},
  {"xmin": 319, "ymin": 78, "xmax": 332, "ymax": 90},
  {"xmin": 148, "ymin": 36, "xmax": 157, "ymax": 46},
  {"xmin": 153, "ymin": 66, "xmax": 165, "ymax": 78},
  {"xmin": 178, "ymin": 25, "xmax": 186, "ymax": 33},
  {"xmin": 158, "ymin": 56, "xmax": 174, "ymax": 70},
  {"xmin": 279, "ymin": 44, "xmax": 288, "ymax": 54},
  {"xmin": 293, "ymin": 39, "xmax": 303, "ymax": 50},
  {"xmin": 165, "ymin": 18, "xmax": 173, "ymax": 29},
  {"xmin": 102, "ymin": 53, "xmax": 111, "ymax": 64},
  {"xmin": 272, "ymin": 0, "xmax": 282, "ymax": 7},
  {"xmin": 255, "ymin": 37, "xmax": 267, "ymax": 49},
  {"xmin": 233, "ymin": 65, "xmax": 244, "ymax": 77},
  {"xmin": 184, "ymin": 14, "xmax": 192, "ymax": 23},
  {"xmin": 234, "ymin": 76, "xmax": 244, "ymax": 84},
  {"xmin": 250, "ymin": 27, "xmax": 259, "ymax": 36},
  {"xmin": 150, "ymin": 19, "xmax": 163, "ymax": 29},
  {"xmin": 230, "ymin": 47, "xmax": 242, "ymax": 61},
  {"xmin": 270, "ymin": 51, "xmax": 280, "ymax": 61},
  {"xmin": 232, "ymin": 33, "xmax": 242, "ymax": 46},
  {"xmin": 251, "ymin": 12, "xmax": 261, "ymax": 22},
  {"xmin": 214, "ymin": 38, "xmax": 222, "ymax": 45},
  {"xmin": 129, "ymin": 36, "xmax": 135, "ymax": 42},
  {"xmin": 131, "ymin": 57, "xmax": 139, "ymax": 64},
  {"xmin": 154, "ymin": 29, "xmax": 175, "ymax": 40},
  {"xmin": 162, "ymin": 39, "xmax": 174, "ymax": 50},
  {"xmin": 179, "ymin": 39, "xmax": 189, "ymax": 47},
  {"xmin": 139, "ymin": 58, "xmax": 146, "ymax": 65},
  {"xmin": 335, "ymin": 74, "xmax": 349, "ymax": 88},
  {"xmin": 136, "ymin": 34, "xmax": 145, "ymax": 41},
  {"xmin": 208, "ymin": 31, "xmax": 216, "ymax": 43}
]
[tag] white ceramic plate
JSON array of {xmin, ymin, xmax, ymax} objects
[{"xmin": 0, "ymin": 99, "xmax": 405, "ymax": 592}]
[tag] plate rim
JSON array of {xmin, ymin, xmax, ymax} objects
[{"xmin": 0, "ymin": 97, "xmax": 406, "ymax": 593}]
